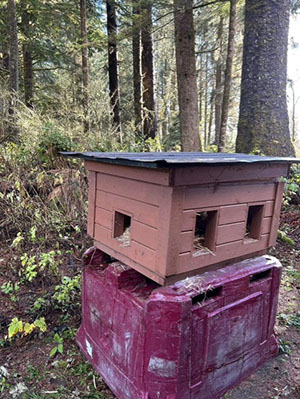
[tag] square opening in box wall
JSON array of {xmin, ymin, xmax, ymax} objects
[
  {"xmin": 193, "ymin": 211, "xmax": 218, "ymax": 254},
  {"xmin": 114, "ymin": 211, "xmax": 131, "ymax": 247},
  {"xmin": 245, "ymin": 205, "xmax": 264, "ymax": 241}
]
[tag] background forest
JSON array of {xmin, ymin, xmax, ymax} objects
[
  {"xmin": 1, "ymin": 1, "xmax": 300, "ymax": 398},
  {"xmin": 1, "ymin": 0, "xmax": 300, "ymax": 155}
]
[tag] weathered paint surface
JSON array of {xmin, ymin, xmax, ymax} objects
[
  {"xmin": 76, "ymin": 252, "xmax": 281, "ymax": 399},
  {"xmin": 85, "ymin": 160, "xmax": 286, "ymax": 285}
]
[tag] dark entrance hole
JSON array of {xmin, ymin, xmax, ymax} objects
[
  {"xmin": 193, "ymin": 211, "xmax": 218, "ymax": 253},
  {"xmin": 245, "ymin": 205, "xmax": 264, "ymax": 240},
  {"xmin": 114, "ymin": 211, "xmax": 131, "ymax": 247}
]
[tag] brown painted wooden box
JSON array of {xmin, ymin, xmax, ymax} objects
[{"xmin": 62, "ymin": 152, "xmax": 300, "ymax": 285}]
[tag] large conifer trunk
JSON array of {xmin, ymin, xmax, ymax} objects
[
  {"xmin": 174, "ymin": 0, "xmax": 201, "ymax": 152},
  {"xmin": 236, "ymin": 0, "xmax": 295, "ymax": 156}
]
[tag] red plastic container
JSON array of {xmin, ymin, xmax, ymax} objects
[{"xmin": 76, "ymin": 253, "xmax": 281, "ymax": 399}]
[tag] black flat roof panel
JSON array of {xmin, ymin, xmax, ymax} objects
[{"xmin": 61, "ymin": 151, "xmax": 300, "ymax": 168}]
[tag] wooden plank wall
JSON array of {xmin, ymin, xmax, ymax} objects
[
  {"xmin": 171, "ymin": 182, "xmax": 278, "ymax": 275},
  {"xmin": 92, "ymin": 172, "xmax": 170, "ymax": 272}
]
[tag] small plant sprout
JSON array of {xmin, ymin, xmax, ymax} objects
[
  {"xmin": 39, "ymin": 250, "xmax": 60, "ymax": 275},
  {"xmin": 11, "ymin": 232, "xmax": 24, "ymax": 248},
  {"xmin": 20, "ymin": 253, "xmax": 38, "ymax": 282},
  {"xmin": 50, "ymin": 333, "xmax": 64, "ymax": 357},
  {"xmin": 29, "ymin": 226, "xmax": 37, "ymax": 243}
]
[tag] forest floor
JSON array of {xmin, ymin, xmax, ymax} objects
[{"xmin": 0, "ymin": 207, "xmax": 300, "ymax": 399}]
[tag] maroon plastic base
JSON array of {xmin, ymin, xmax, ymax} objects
[{"xmin": 76, "ymin": 255, "xmax": 281, "ymax": 399}]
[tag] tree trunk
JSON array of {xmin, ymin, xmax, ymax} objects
[
  {"xmin": 20, "ymin": 6, "xmax": 34, "ymax": 108},
  {"xmin": 8, "ymin": 0, "xmax": 18, "ymax": 136},
  {"xmin": 218, "ymin": 0, "xmax": 237, "ymax": 152},
  {"xmin": 174, "ymin": 0, "xmax": 201, "ymax": 152},
  {"xmin": 198, "ymin": 53, "xmax": 204, "ymax": 140},
  {"xmin": 8, "ymin": 0, "xmax": 18, "ymax": 95},
  {"xmin": 0, "ymin": 46, "xmax": 9, "ymax": 77},
  {"xmin": 141, "ymin": 0, "xmax": 156, "ymax": 140},
  {"xmin": 214, "ymin": 16, "xmax": 224, "ymax": 145},
  {"xmin": 236, "ymin": 0, "xmax": 295, "ymax": 156},
  {"xmin": 204, "ymin": 53, "xmax": 209, "ymax": 149},
  {"xmin": 132, "ymin": 4, "xmax": 142, "ymax": 129},
  {"xmin": 80, "ymin": 0, "xmax": 89, "ymax": 132},
  {"xmin": 22, "ymin": 44, "xmax": 33, "ymax": 108},
  {"xmin": 289, "ymin": 81, "xmax": 297, "ymax": 143},
  {"xmin": 106, "ymin": 0, "xmax": 121, "ymax": 131},
  {"xmin": 208, "ymin": 74, "xmax": 215, "ymax": 147}
]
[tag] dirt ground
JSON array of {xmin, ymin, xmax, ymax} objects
[{"xmin": 0, "ymin": 207, "xmax": 299, "ymax": 399}]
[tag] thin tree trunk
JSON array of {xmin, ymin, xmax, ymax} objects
[
  {"xmin": 8, "ymin": 0, "xmax": 18, "ymax": 96},
  {"xmin": 21, "ymin": 7, "xmax": 33, "ymax": 108},
  {"xmin": 236, "ymin": 0, "xmax": 294, "ymax": 156},
  {"xmin": 132, "ymin": 4, "xmax": 142, "ymax": 129},
  {"xmin": 290, "ymin": 83, "xmax": 297, "ymax": 143},
  {"xmin": 80, "ymin": 0, "xmax": 89, "ymax": 132},
  {"xmin": 214, "ymin": 16, "xmax": 224, "ymax": 145},
  {"xmin": 199, "ymin": 54, "xmax": 203, "ymax": 139},
  {"xmin": 174, "ymin": 0, "xmax": 201, "ymax": 152},
  {"xmin": 0, "ymin": 45, "xmax": 9, "ymax": 137},
  {"xmin": 208, "ymin": 69, "xmax": 215, "ymax": 147},
  {"xmin": 8, "ymin": 0, "xmax": 18, "ymax": 135},
  {"xmin": 22, "ymin": 44, "xmax": 33, "ymax": 108},
  {"xmin": 204, "ymin": 53, "xmax": 209, "ymax": 149},
  {"xmin": 107, "ymin": 0, "xmax": 121, "ymax": 132},
  {"xmin": 0, "ymin": 47, "xmax": 9, "ymax": 76},
  {"xmin": 218, "ymin": 0, "xmax": 237, "ymax": 152},
  {"xmin": 141, "ymin": 0, "xmax": 156, "ymax": 140}
]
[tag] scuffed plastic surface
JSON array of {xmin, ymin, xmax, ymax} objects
[{"xmin": 76, "ymin": 255, "xmax": 281, "ymax": 399}]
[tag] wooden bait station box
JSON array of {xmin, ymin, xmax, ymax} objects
[{"xmin": 62, "ymin": 152, "xmax": 299, "ymax": 285}]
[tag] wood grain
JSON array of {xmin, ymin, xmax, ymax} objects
[
  {"xmin": 97, "ymin": 173, "xmax": 167, "ymax": 206},
  {"xmin": 86, "ymin": 160, "xmax": 170, "ymax": 186},
  {"xmin": 95, "ymin": 190, "xmax": 159, "ymax": 228},
  {"xmin": 172, "ymin": 163, "xmax": 289, "ymax": 186},
  {"xmin": 269, "ymin": 181, "xmax": 285, "ymax": 246},
  {"xmin": 87, "ymin": 171, "xmax": 96, "ymax": 237},
  {"xmin": 94, "ymin": 224, "xmax": 156, "ymax": 268},
  {"xmin": 176, "ymin": 234, "xmax": 269, "ymax": 275},
  {"xmin": 184, "ymin": 183, "xmax": 276, "ymax": 210}
]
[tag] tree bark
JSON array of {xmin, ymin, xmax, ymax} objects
[
  {"xmin": 106, "ymin": 0, "xmax": 121, "ymax": 131},
  {"xmin": 20, "ymin": 6, "xmax": 34, "ymax": 108},
  {"xmin": 204, "ymin": 53, "xmax": 209, "ymax": 149},
  {"xmin": 80, "ymin": 0, "xmax": 89, "ymax": 132},
  {"xmin": 218, "ymin": 0, "xmax": 237, "ymax": 152},
  {"xmin": 0, "ymin": 47, "xmax": 9, "ymax": 76},
  {"xmin": 198, "ymin": 53, "xmax": 204, "ymax": 139},
  {"xmin": 214, "ymin": 16, "xmax": 223, "ymax": 145},
  {"xmin": 236, "ymin": 0, "xmax": 295, "ymax": 156},
  {"xmin": 8, "ymin": 0, "xmax": 18, "ymax": 95},
  {"xmin": 141, "ymin": 0, "xmax": 156, "ymax": 140},
  {"xmin": 22, "ymin": 43, "xmax": 33, "ymax": 108},
  {"xmin": 208, "ymin": 70, "xmax": 215, "ymax": 147},
  {"xmin": 8, "ymin": 0, "xmax": 18, "ymax": 136},
  {"xmin": 289, "ymin": 80, "xmax": 297, "ymax": 143},
  {"xmin": 174, "ymin": 0, "xmax": 201, "ymax": 152},
  {"xmin": 132, "ymin": 4, "xmax": 142, "ymax": 129}
]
